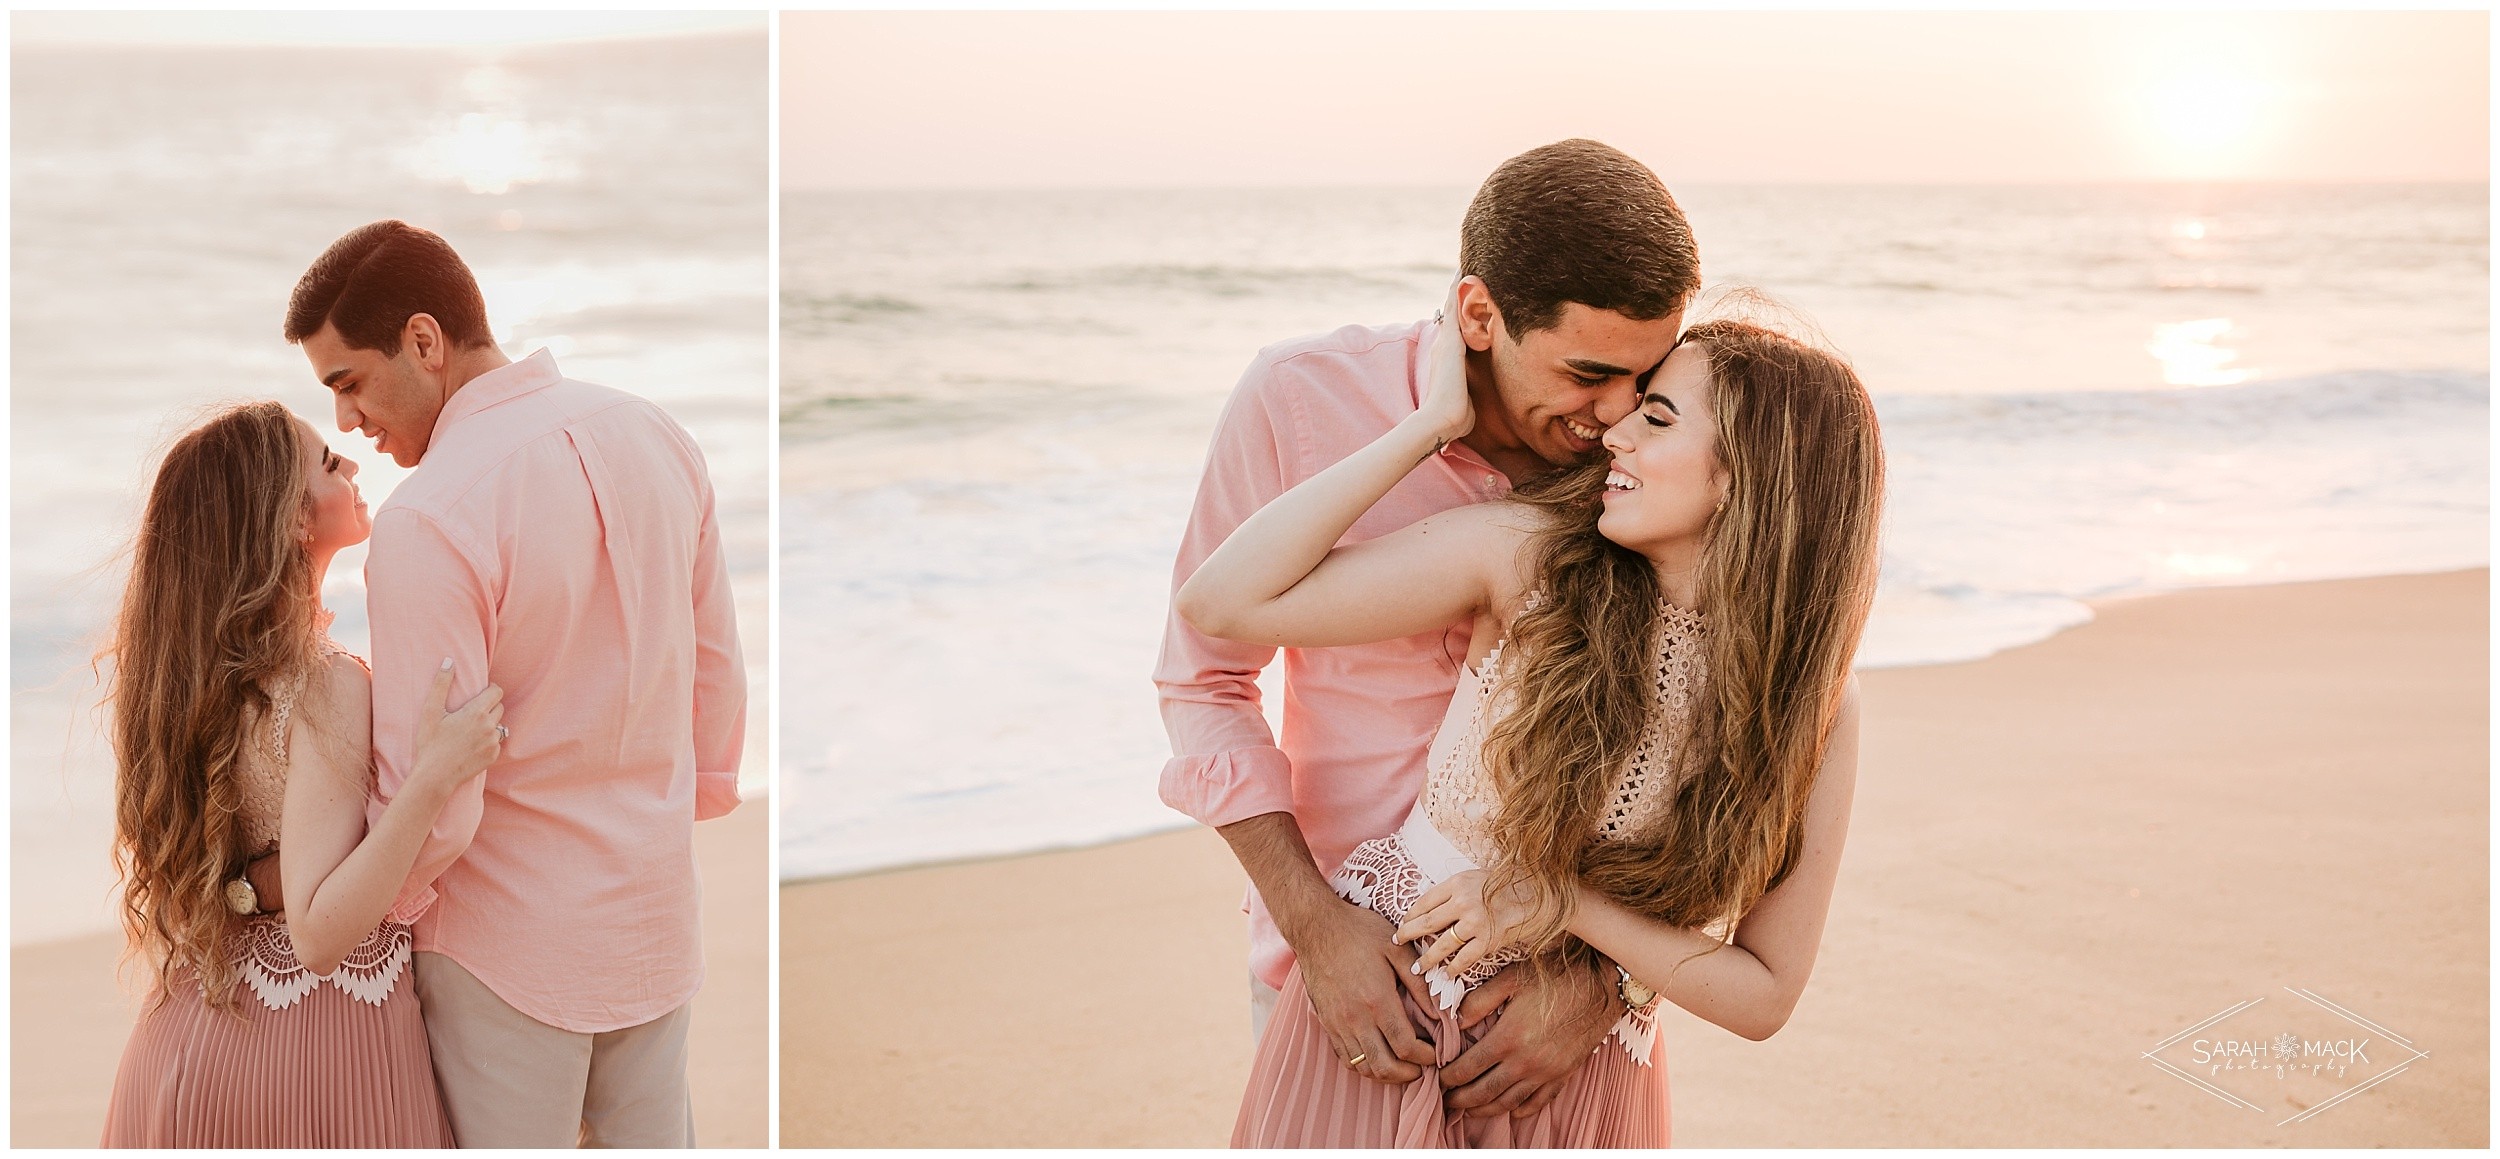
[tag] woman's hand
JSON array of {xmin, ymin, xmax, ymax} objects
[
  {"xmin": 1413, "ymin": 275, "xmax": 1478, "ymax": 446},
  {"xmin": 410, "ymin": 659, "xmax": 503, "ymax": 801},
  {"xmin": 1393, "ymin": 868, "xmax": 1540, "ymax": 978}
]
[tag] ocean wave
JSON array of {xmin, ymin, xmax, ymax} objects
[
  {"xmin": 977, "ymin": 262, "xmax": 1430, "ymax": 298},
  {"xmin": 1876, "ymin": 368, "xmax": 2487, "ymax": 439}
]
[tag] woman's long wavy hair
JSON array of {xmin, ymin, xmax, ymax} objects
[
  {"xmin": 107, "ymin": 401, "xmax": 325, "ymax": 1009},
  {"xmin": 1480, "ymin": 318, "xmax": 1885, "ymax": 982}
]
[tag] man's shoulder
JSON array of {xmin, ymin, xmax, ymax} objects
[
  {"xmin": 550, "ymin": 375, "xmax": 699, "ymax": 450},
  {"xmin": 1238, "ymin": 319, "xmax": 1425, "ymax": 403}
]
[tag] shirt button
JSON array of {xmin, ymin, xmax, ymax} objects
[{"xmin": 1485, "ymin": 474, "xmax": 1500, "ymax": 488}]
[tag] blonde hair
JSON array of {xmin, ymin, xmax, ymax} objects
[
  {"xmin": 107, "ymin": 401, "xmax": 325, "ymax": 1009},
  {"xmin": 1482, "ymin": 319, "xmax": 1885, "ymax": 978}
]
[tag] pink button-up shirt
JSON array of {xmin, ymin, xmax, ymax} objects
[
  {"xmin": 365, "ymin": 349, "xmax": 746, "ymax": 1033},
  {"xmin": 1156, "ymin": 319, "xmax": 1512, "ymax": 991}
]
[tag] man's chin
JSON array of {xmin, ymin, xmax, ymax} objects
[{"xmin": 1535, "ymin": 440, "xmax": 1607, "ymax": 469}]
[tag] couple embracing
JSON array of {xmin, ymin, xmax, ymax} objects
[
  {"xmin": 1161, "ymin": 140, "xmax": 1883, "ymax": 1146},
  {"xmin": 100, "ymin": 221, "xmax": 746, "ymax": 1148}
]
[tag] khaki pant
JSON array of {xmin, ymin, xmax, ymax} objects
[{"xmin": 413, "ymin": 951, "xmax": 696, "ymax": 1148}]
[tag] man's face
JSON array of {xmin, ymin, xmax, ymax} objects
[
  {"xmin": 1481, "ymin": 302, "xmax": 1686, "ymax": 468},
  {"xmin": 300, "ymin": 321, "xmax": 445, "ymax": 467}
]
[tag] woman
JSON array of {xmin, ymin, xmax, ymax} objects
[
  {"xmin": 100, "ymin": 401, "xmax": 505, "ymax": 1147},
  {"xmin": 1178, "ymin": 279, "xmax": 1883, "ymax": 1146}
]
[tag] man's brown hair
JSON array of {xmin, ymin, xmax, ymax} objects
[
  {"xmin": 284, "ymin": 220, "xmax": 492, "ymax": 355},
  {"xmin": 1458, "ymin": 139, "xmax": 1701, "ymax": 336}
]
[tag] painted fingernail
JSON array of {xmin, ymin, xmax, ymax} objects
[{"xmin": 439, "ymin": 657, "xmax": 454, "ymax": 671}]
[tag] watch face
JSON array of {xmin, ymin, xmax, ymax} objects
[{"xmin": 225, "ymin": 878, "xmax": 257, "ymax": 915}]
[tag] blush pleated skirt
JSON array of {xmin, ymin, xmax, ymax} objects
[
  {"xmin": 100, "ymin": 921, "xmax": 453, "ymax": 1148},
  {"xmin": 1233, "ymin": 964, "xmax": 1670, "ymax": 1148}
]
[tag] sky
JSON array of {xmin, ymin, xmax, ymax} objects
[
  {"xmin": 11, "ymin": 11, "xmax": 763, "ymax": 49},
  {"xmin": 784, "ymin": 10, "xmax": 2488, "ymax": 188}
]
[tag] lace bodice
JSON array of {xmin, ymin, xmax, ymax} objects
[
  {"xmin": 1422, "ymin": 599, "xmax": 1708, "ymax": 862},
  {"xmin": 236, "ymin": 640, "xmax": 366, "ymax": 856}
]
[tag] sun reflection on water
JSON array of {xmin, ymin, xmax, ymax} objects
[
  {"xmin": 400, "ymin": 61, "xmax": 577, "ymax": 195},
  {"xmin": 2147, "ymin": 318, "xmax": 2257, "ymax": 386}
]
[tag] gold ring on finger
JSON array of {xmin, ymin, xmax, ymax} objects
[{"xmin": 1345, "ymin": 1052, "xmax": 1367, "ymax": 1068}]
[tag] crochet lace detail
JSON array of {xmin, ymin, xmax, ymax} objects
[
  {"xmin": 1330, "ymin": 835, "xmax": 1661, "ymax": 1065},
  {"xmin": 1599, "ymin": 600, "xmax": 1707, "ymax": 841},
  {"xmin": 240, "ymin": 640, "xmax": 365, "ymax": 856},
  {"xmin": 1425, "ymin": 598, "xmax": 1708, "ymax": 861},
  {"xmin": 228, "ymin": 914, "xmax": 412, "ymax": 1010},
  {"xmin": 223, "ymin": 639, "xmax": 404, "ymax": 1011},
  {"xmin": 1330, "ymin": 835, "xmax": 1528, "ymax": 1010}
]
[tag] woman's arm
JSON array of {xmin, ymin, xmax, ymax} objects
[
  {"xmin": 1402, "ymin": 682, "xmax": 1863, "ymax": 1041},
  {"xmin": 1570, "ymin": 684, "xmax": 1861, "ymax": 1041},
  {"xmin": 279, "ymin": 657, "xmax": 503, "ymax": 975},
  {"xmin": 1175, "ymin": 278, "xmax": 1516, "ymax": 649}
]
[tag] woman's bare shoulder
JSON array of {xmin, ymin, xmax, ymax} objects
[
  {"xmin": 1417, "ymin": 500, "xmax": 1544, "ymax": 614},
  {"xmin": 302, "ymin": 649, "xmax": 373, "ymax": 736}
]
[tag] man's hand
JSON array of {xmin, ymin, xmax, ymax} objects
[
  {"xmin": 1219, "ymin": 811, "xmax": 1441, "ymax": 1085},
  {"xmin": 1443, "ymin": 954, "xmax": 1620, "ymax": 1117},
  {"xmin": 244, "ymin": 850, "xmax": 285, "ymax": 915},
  {"xmin": 1290, "ymin": 895, "xmax": 1441, "ymax": 1085}
]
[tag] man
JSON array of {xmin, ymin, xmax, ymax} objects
[
  {"xmin": 284, "ymin": 220, "xmax": 746, "ymax": 1147},
  {"xmin": 1156, "ymin": 140, "xmax": 1701, "ymax": 1117}
]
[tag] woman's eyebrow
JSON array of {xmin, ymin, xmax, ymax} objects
[{"xmin": 1643, "ymin": 392, "xmax": 1681, "ymax": 415}]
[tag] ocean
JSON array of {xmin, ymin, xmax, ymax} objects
[
  {"xmin": 10, "ymin": 30, "xmax": 770, "ymax": 943},
  {"xmin": 779, "ymin": 183, "xmax": 2487, "ymax": 884}
]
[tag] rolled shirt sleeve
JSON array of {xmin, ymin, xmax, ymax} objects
[{"xmin": 1153, "ymin": 352, "xmax": 1304, "ymax": 829}]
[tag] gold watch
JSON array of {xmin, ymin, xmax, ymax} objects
[
  {"xmin": 225, "ymin": 877, "xmax": 261, "ymax": 916},
  {"xmin": 1617, "ymin": 966, "xmax": 1656, "ymax": 1011}
]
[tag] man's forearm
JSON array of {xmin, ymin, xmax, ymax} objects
[
  {"xmin": 244, "ymin": 850, "xmax": 284, "ymax": 914},
  {"xmin": 1216, "ymin": 810, "xmax": 1348, "ymax": 947}
]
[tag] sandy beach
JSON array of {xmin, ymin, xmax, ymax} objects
[
  {"xmin": 781, "ymin": 569, "xmax": 2487, "ymax": 1147},
  {"xmin": 9, "ymin": 794, "xmax": 769, "ymax": 1148}
]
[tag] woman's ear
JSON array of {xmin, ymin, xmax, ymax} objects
[{"xmin": 1455, "ymin": 275, "xmax": 1500, "ymax": 354}]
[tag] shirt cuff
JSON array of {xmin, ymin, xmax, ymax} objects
[
  {"xmin": 385, "ymin": 884, "xmax": 437, "ymax": 927},
  {"xmin": 695, "ymin": 769, "xmax": 743, "ymax": 820},
  {"xmin": 1158, "ymin": 745, "xmax": 1297, "ymax": 830}
]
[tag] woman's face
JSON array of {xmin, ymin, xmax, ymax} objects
[
  {"xmin": 296, "ymin": 416, "xmax": 371, "ymax": 554},
  {"xmin": 1596, "ymin": 343, "xmax": 1729, "ymax": 563}
]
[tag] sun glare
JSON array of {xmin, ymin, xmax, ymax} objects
[
  {"xmin": 2120, "ymin": 27, "xmax": 2280, "ymax": 181},
  {"xmin": 2148, "ymin": 72, "xmax": 2265, "ymax": 154}
]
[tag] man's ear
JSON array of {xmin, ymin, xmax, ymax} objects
[
  {"xmin": 404, "ymin": 313, "xmax": 446, "ymax": 372},
  {"xmin": 1454, "ymin": 275, "xmax": 1502, "ymax": 354}
]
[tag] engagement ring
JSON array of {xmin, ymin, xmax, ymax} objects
[{"xmin": 495, "ymin": 724, "xmax": 510, "ymax": 742}]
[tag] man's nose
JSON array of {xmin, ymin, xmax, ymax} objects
[
  {"xmin": 333, "ymin": 399, "xmax": 358, "ymax": 433},
  {"xmin": 1592, "ymin": 380, "xmax": 1638, "ymax": 426}
]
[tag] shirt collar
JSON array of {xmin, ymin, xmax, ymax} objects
[{"xmin": 435, "ymin": 347, "xmax": 562, "ymax": 437}]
